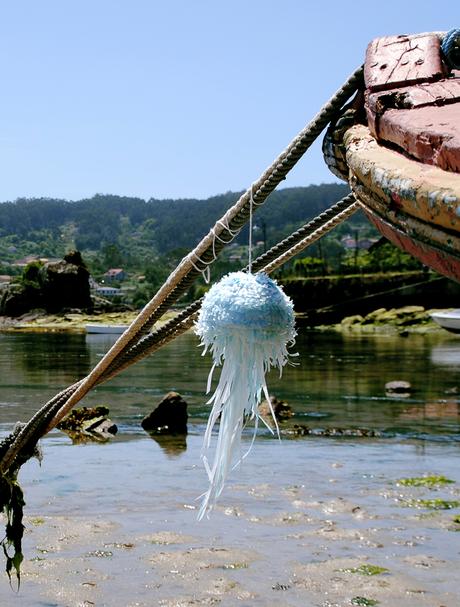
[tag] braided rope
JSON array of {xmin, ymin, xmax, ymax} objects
[
  {"xmin": 0, "ymin": 68, "xmax": 363, "ymax": 475},
  {"xmin": 441, "ymin": 28, "xmax": 460, "ymax": 69},
  {"xmin": 88, "ymin": 195, "xmax": 358, "ymax": 377},
  {"xmin": 262, "ymin": 200, "xmax": 359, "ymax": 274},
  {"xmin": 0, "ymin": 194, "xmax": 358, "ymax": 473}
]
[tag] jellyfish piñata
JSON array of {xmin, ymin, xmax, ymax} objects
[{"xmin": 195, "ymin": 271, "xmax": 296, "ymax": 519}]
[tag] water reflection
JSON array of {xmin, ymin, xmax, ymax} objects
[
  {"xmin": 0, "ymin": 332, "xmax": 91, "ymax": 381},
  {"xmin": 147, "ymin": 433, "xmax": 188, "ymax": 457},
  {"xmin": 431, "ymin": 343, "xmax": 460, "ymax": 367},
  {"xmin": 1, "ymin": 329, "xmax": 460, "ymax": 440}
]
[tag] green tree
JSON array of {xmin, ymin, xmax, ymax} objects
[{"xmin": 102, "ymin": 244, "xmax": 124, "ymax": 269}]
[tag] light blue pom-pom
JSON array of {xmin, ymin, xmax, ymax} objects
[
  {"xmin": 195, "ymin": 271, "xmax": 296, "ymax": 519},
  {"xmin": 197, "ymin": 271, "xmax": 295, "ymax": 337}
]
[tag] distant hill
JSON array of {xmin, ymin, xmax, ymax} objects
[{"xmin": 0, "ymin": 184, "xmax": 359, "ymax": 271}]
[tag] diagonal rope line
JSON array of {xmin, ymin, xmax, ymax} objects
[
  {"xmin": 0, "ymin": 67, "xmax": 363, "ymax": 476},
  {"xmin": 1, "ymin": 193, "xmax": 358, "ymax": 472}
]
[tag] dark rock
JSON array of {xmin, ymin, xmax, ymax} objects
[
  {"xmin": 64, "ymin": 250, "xmax": 87, "ymax": 267},
  {"xmin": 39, "ymin": 257, "xmax": 92, "ymax": 312},
  {"xmin": 141, "ymin": 391, "xmax": 188, "ymax": 435},
  {"xmin": 385, "ymin": 380, "xmax": 412, "ymax": 394},
  {"xmin": 0, "ymin": 251, "xmax": 92, "ymax": 316},
  {"xmin": 0, "ymin": 283, "xmax": 42, "ymax": 317},
  {"xmin": 286, "ymin": 425, "xmax": 379, "ymax": 438},
  {"xmin": 259, "ymin": 395, "xmax": 293, "ymax": 423},
  {"xmin": 57, "ymin": 405, "xmax": 117, "ymax": 443}
]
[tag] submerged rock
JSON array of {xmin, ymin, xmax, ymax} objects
[
  {"xmin": 385, "ymin": 380, "xmax": 412, "ymax": 395},
  {"xmin": 259, "ymin": 395, "xmax": 293, "ymax": 423},
  {"xmin": 57, "ymin": 405, "xmax": 117, "ymax": 443},
  {"xmin": 286, "ymin": 425, "xmax": 379, "ymax": 437},
  {"xmin": 141, "ymin": 391, "xmax": 188, "ymax": 435}
]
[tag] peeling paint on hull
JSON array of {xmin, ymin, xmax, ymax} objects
[{"xmin": 364, "ymin": 207, "xmax": 460, "ymax": 283}]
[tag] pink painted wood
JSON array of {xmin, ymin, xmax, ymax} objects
[
  {"xmin": 377, "ymin": 102, "xmax": 460, "ymax": 172},
  {"xmin": 365, "ymin": 34, "xmax": 446, "ymax": 93},
  {"xmin": 364, "ymin": 33, "xmax": 460, "ymax": 172}
]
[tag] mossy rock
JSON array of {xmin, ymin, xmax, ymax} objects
[
  {"xmin": 57, "ymin": 406, "xmax": 110, "ymax": 431},
  {"xmin": 341, "ymin": 314, "xmax": 364, "ymax": 326},
  {"xmin": 361, "ymin": 308, "xmax": 388, "ymax": 324},
  {"xmin": 57, "ymin": 406, "xmax": 117, "ymax": 443}
]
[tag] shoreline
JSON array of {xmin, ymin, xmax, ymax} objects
[
  {"xmin": 0, "ymin": 306, "xmax": 449, "ymax": 335},
  {"xmin": 0, "ymin": 310, "xmax": 178, "ymax": 333}
]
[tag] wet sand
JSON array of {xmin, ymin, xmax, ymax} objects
[{"xmin": 1, "ymin": 432, "xmax": 460, "ymax": 606}]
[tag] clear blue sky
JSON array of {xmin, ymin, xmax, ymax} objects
[{"xmin": 0, "ymin": 1, "xmax": 452, "ymax": 202}]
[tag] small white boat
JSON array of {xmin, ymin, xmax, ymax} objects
[
  {"xmin": 85, "ymin": 324, "xmax": 129, "ymax": 334},
  {"xmin": 429, "ymin": 309, "xmax": 460, "ymax": 334}
]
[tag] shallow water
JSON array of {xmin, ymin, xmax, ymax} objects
[
  {"xmin": 1, "ymin": 328, "xmax": 460, "ymax": 606},
  {"xmin": 1, "ymin": 328, "xmax": 460, "ymax": 438}
]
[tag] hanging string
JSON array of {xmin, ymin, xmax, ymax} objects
[
  {"xmin": 248, "ymin": 185, "xmax": 254, "ymax": 273},
  {"xmin": 188, "ymin": 252, "xmax": 212, "ymax": 284}
]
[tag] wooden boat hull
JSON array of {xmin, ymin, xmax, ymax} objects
[
  {"xmin": 324, "ymin": 32, "xmax": 460, "ymax": 282},
  {"xmin": 343, "ymin": 124, "xmax": 460, "ymax": 283},
  {"xmin": 362, "ymin": 206, "xmax": 460, "ymax": 282}
]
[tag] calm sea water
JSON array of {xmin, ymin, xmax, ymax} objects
[
  {"xmin": 1, "ymin": 328, "xmax": 460, "ymax": 606},
  {"xmin": 1, "ymin": 327, "xmax": 459, "ymax": 440}
]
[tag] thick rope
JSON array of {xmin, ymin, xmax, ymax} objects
[
  {"xmin": 0, "ymin": 68, "xmax": 363, "ymax": 476},
  {"xmin": 441, "ymin": 28, "xmax": 460, "ymax": 69},
  {"xmin": 83, "ymin": 195, "xmax": 359, "ymax": 378},
  {"xmin": 0, "ymin": 194, "xmax": 358, "ymax": 473},
  {"xmin": 262, "ymin": 200, "xmax": 359, "ymax": 273}
]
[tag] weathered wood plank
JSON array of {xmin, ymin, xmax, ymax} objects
[
  {"xmin": 378, "ymin": 102, "xmax": 460, "ymax": 172},
  {"xmin": 365, "ymin": 78, "xmax": 460, "ymax": 139},
  {"xmin": 365, "ymin": 34, "xmax": 445, "ymax": 92},
  {"xmin": 343, "ymin": 124, "xmax": 460, "ymax": 232},
  {"xmin": 367, "ymin": 78, "xmax": 460, "ymax": 117}
]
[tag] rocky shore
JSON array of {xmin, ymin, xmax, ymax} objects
[
  {"xmin": 0, "ymin": 309, "xmax": 178, "ymax": 333},
  {"xmin": 0, "ymin": 305, "xmax": 447, "ymax": 335},
  {"xmin": 0, "ymin": 310, "xmax": 138, "ymax": 332},
  {"xmin": 318, "ymin": 305, "xmax": 445, "ymax": 335}
]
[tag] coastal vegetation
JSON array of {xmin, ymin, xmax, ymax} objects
[
  {"xmin": 0, "ymin": 184, "xmax": 350, "ymax": 271},
  {"xmin": 0, "ymin": 183, "xmax": 433, "ymax": 313}
]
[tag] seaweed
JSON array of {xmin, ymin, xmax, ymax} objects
[
  {"xmin": 0, "ymin": 474, "xmax": 25, "ymax": 585},
  {"xmin": 404, "ymin": 498, "xmax": 460, "ymax": 510},
  {"xmin": 340, "ymin": 564, "xmax": 388, "ymax": 576},
  {"xmin": 396, "ymin": 475, "xmax": 455, "ymax": 487},
  {"xmin": 351, "ymin": 598, "xmax": 379, "ymax": 606},
  {"xmin": 0, "ymin": 423, "xmax": 41, "ymax": 584}
]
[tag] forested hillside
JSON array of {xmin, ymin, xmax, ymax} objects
[
  {"xmin": 0, "ymin": 184, "xmax": 353, "ymax": 269},
  {"xmin": 1, "ymin": 183, "xmax": 427, "ymax": 311}
]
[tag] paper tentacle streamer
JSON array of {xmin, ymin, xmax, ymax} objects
[{"xmin": 195, "ymin": 271, "xmax": 296, "ymax": 519}]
